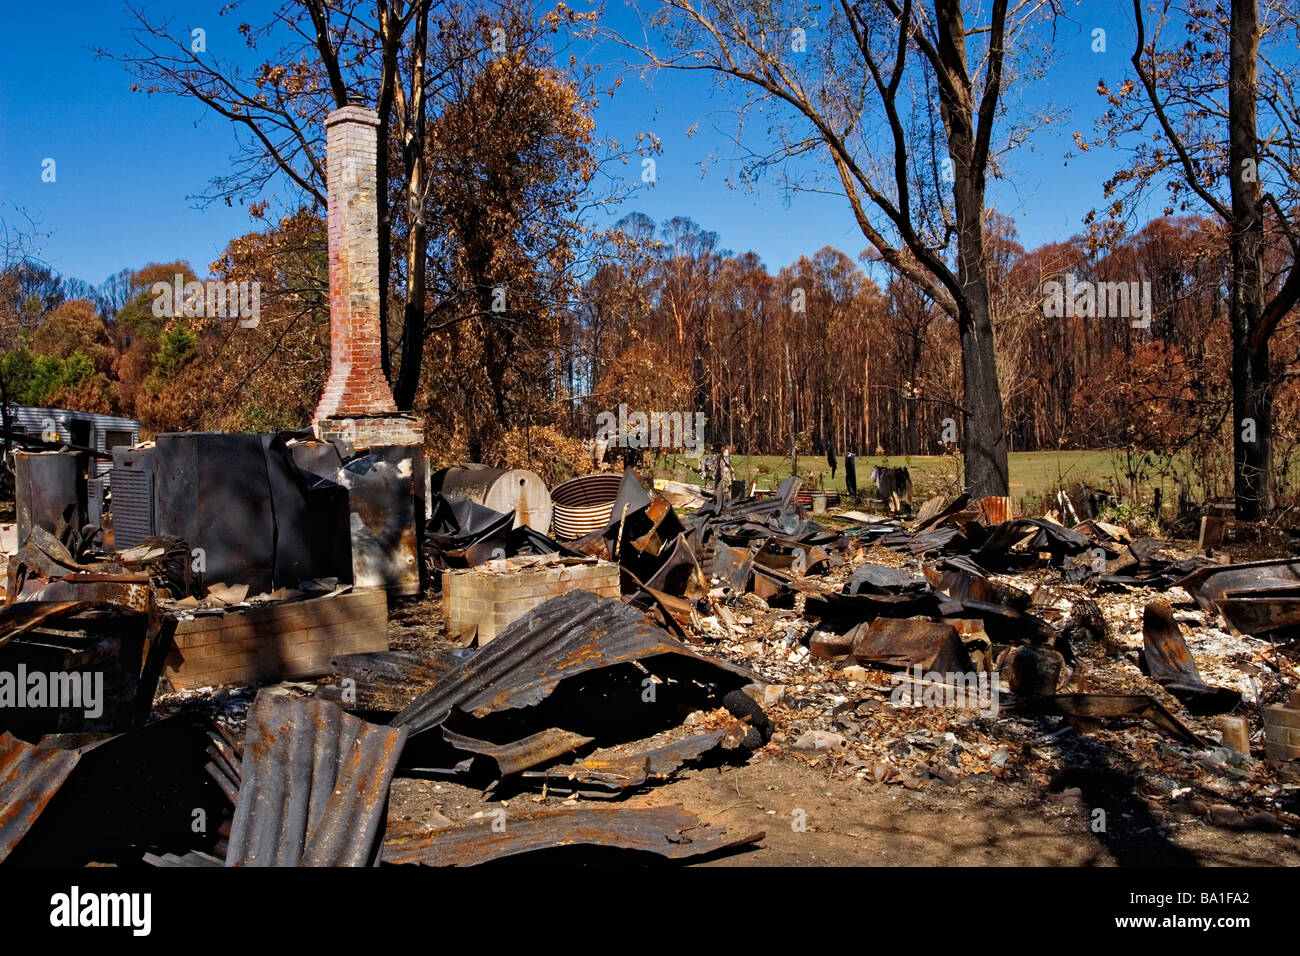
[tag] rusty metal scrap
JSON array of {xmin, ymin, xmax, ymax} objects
[
  {"xmin": 381, "ymin": 803, "xmax": 763, "ymax": 866},
  {"xmin": 1178, "ymin": 558, "xmax": 1300, "ymax": 608},
  {"xmin": 1140, "ymin": 602, "xmax": 1242, "ymax": 715},
  {"xmin": 1176, "ymin": 558, "xmax": 1300, "ymax": 635},
  {"xmin": 0, "ymin": 601, "xmax": 99, "ymax": 652},
  {"xmin": 21, "ymin": 574, "xmax": 154, "ymax": 612},
  {"xmin": 440, "ymin": 727, "xmax": 595, "ymax": 777},
  {"xmin": 0, "ymin": 577, "xmax": 173, "ymax": 735},
  {"xmin": 392, "ymin": 590, "xmax": 753, "ymax": 737},
  {"xmin": 1216, "ymin": 586, "xmax": 1300, "ymax": 636},
  {"xmin": 1020, "ymin": 694, "xmax": 1208, "ymax": 747},
  {"xmin": 848, "ymin": 617, "xmax": 973, "ymax": 674},
  {"xmin": 0, "ymin": 732, "xmax": 83, "ymax": 861},
  {"xmin": 3, "ymin": 714, "xmax": 227, "ymax": 865},
  {"xmin": 525, "ymin": 725, "xmax": 741, "ymax": 794},
  {"xmin": 144, "ymin": 850, "xmax": 225, "ymax": 867},
  {"xmin": 226, "ymin": 692, "xmax": 407, "ymax": 867}
]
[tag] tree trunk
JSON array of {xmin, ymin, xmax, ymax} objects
[
  {"xmin": 1229, "ymin": 0, "xmax": 1272, "ymax": 518},
  {"xmin": 951, "ymin": 166, "xmax": 1008, "ymax": 497},
  {"xmin": 391, "ymin": 6, "xmax": 429, "ymax": 412},
  {"xmin": 936, "ymin": 0, "xmax": 1010, "ymax": 498}
]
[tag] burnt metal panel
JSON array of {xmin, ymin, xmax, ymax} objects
[
  {"xmin": 1141, "ymin": 602, "xmax": 1242, "ymax": 714},
  {"xmin": 381, "ymin": 803, "xmax": 762, "ymax": 866},
  {"xmin": 527, "ymin": 727, "xmax": 732, "ymax": 793},
  {"xmin": 1177, "ymin": 559, "xmax": 1300, "ymax": 635},
  {"xmin": 14, "ymin": 451, "xmax": 87, "ymax": 546},
  {"xmin": 337, "ymin": 447, "xmax": 420, "ymax": 596},
  {"xmin": 144, "ymin": 850, "xmax": 225, "ymax": 867},
  {"xmin": 156, "ymin": 432, "xmax": 275, "ymax": 592},
  {"xmin": 3, "ymin": 714, "xmax": 226, "ymax": 865},
  {"xmin": 0, "ymin": 732, "xmax": 83, "ymax": 861},
  {"xmin": 0, "ymin": 600, "xmax": 98, "ymax": 652},
  {"xmin": 154, "ymin": 432, "xmax": 352, "ymax": 593},
  {"xmin": 391, "ymin": 590, "xmax": 753, "ymax": 736},
  {"xmin": 261, "ymin": 432, "xmax": 352, "ymax": 588},
  {"xmin": 226, "ymin": 692, "xmax": 407, "ymax": 867},
  {"xmin": 288, "ymin": 439, "xmax": 344, "ymax": 479}
]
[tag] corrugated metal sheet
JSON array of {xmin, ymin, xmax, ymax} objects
[
  {"xmin": 381, "ymin": 803, "xmax": 763, "ymax": 866},
  {"xmin": 143, "ymin": 850, "xmax": 224, "ymax": 867},
  {"xmin": 0, "ymin": 732, "xmax": 84, "ymax": 861},
  {"xmin": 225, "ymin": 692, "xmax": 407, "ymax": 867},
  {"xmin": 550, "ymin": 473, "xmax": 623, "ymax": 539},
  {"xmin": 391, "ymin": 590, "xmax": 753, "ymax": 736}
]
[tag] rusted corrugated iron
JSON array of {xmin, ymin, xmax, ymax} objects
[
  {"xmin": 381, "ymin": 803, "xmax": 762, "ymax": 866},
  {"xmin": 225, "ymin": 692, "xmax": 407, "ymax": 867},
  {"xmin": 0, "ymin": 732, "xmax": 83, "ymax": 861},
  {"xmin": 551, "ymin": 473, "xmax": 623, "ymax": 539},
  {"xmin": 440, "ymin": 727, "xmax": 594, "ymax": 777},
  {"xmin": 392, "ymin": 590, "xmax": 753, "ymax": 736},
  {"xmin": 143, "ymin": 850, "xmax": 224, "ymax": 867},
  {"xmin": 526, "ymin": 727, "xmax": 733, "ymax": 794}
]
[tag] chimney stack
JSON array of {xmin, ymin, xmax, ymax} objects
[{"xmin": 314, "ymin": 105, "xmax": 422, "ymax": 449}]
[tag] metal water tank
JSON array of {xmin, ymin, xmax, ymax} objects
[{"xmin": 434, "ymin": 464, "xmax": 552, "ymax": 533}]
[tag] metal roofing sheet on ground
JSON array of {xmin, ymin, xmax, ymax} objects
[
  {"xmin": 391, "ymin": 589, "xmax": 753, "ymax": 736},
  {"xmin": 381, "ymin": 803, "xmax": 763, "ymax": 866},
  {"xmin": 225, "ymin": 692, "xmax": 407, "ymax": 867}
]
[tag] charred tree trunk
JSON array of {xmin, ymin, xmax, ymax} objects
[
  {"xmin": 392, "ymin": 5, "xmax": 430, "ymax": 412},
  {"xmin": 937, "ymin": 0, "xmax": 1010, "ymax": 497},
  {"xmin": 1228, "ymin": 0, "xmax": 1272, "ymax": 518}
]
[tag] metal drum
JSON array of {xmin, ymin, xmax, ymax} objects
[
  {"xmin": 549, "ymin": 473, "xmax": 624, "ymax": 539},
  {"xmin": 436, "ymin": 464, "xmax": 553, "ymax": 534}
]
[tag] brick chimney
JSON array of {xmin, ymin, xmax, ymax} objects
[{"xmin": 314, "ymin": 105, "xmax": 422, "ymax": 449}]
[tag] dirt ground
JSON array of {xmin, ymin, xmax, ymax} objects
[{"xmin": 384, "ymin": 728, "xmax": 1300, "ymax": 867}]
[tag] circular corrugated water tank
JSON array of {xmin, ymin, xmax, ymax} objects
[
  {"xmin": 550, "ymin": 473, "xmax": 625, "ymax": 539},
  {"xmin": 436, "ymin": 465, "xmax": 553, "ymax": 533}
]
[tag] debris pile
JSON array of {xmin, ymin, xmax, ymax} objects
[{"xmin": 3, "ymin": 462, "xmax": 1300, "ymax": 867}]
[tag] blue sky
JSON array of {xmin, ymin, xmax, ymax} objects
[{"xmin": 0, "ymin": 0, "xmax": 1141, "ymax": 287}]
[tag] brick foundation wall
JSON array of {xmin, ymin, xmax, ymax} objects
[
  {"xmin": 443, "ymin": 557, "xmax": 620, "ymax": 644},
  {"xmin": 165, "ymin": 590, "xmax": 388, "ymax": 689}
]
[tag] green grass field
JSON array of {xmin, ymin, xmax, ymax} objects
[{"xmin": 649, "ymin": 449, "xmax": 1223, "ymax": 514}]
